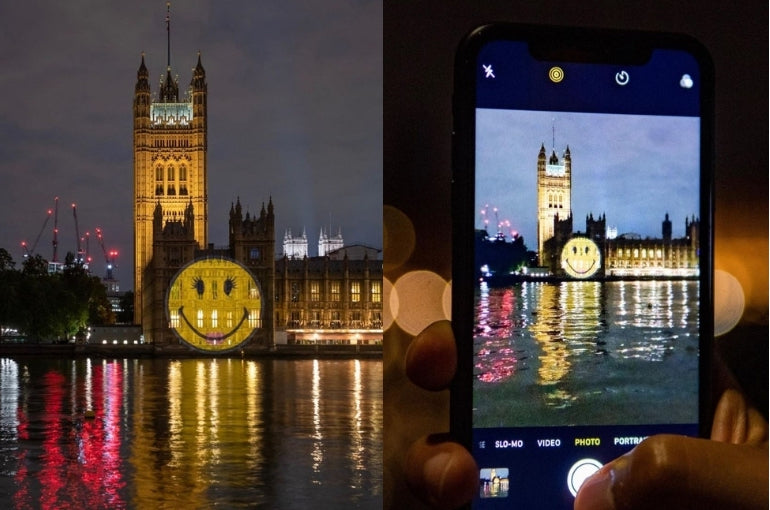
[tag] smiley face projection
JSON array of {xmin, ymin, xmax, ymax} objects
[
  {"xmin": 561, "ymin": 237, "xmax": 601, "ymax": 279},
  {"xmin": 166, "ymin": 258, "xmax": 262, "ymax": 351}
]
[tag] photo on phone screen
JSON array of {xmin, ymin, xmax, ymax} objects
[{"xmin": 451, "ymin": 25, "xmax": 713, "ymax": 509}]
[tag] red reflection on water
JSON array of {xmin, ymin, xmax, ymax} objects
[
  {"xmin": 39, "ymin": 371, "xmax": 67, "ymax": 509},
  {"xmin": 475, "ymin": 288, "xmax": 519, "ymax": 383},
  {"xmin": 13, "ymin": 363, "xmax": 126, "ymax": 509},
  {"xmin": 14, "ymin": 408, "xmax": 31, "ymax": 510}
]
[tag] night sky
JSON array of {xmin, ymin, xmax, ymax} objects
[
  {"xmin": 0, "ymin": 1, "xmax": 382, "ymax": 289},
  {"xmin": 476, "ymin": 109, "xmax": 699, "ymax": 249}
]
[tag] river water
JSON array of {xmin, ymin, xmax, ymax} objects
[
  {"xmin": 0, "ymin": 357, "xmax": 382, "ymax": 509},
  {"xmin": 474, "ymin": 280, "xmax": 700, "ymax": 427}
]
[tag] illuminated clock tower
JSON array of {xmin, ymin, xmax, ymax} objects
[
  {"xmin": 536, "ymin": 143, "xmax": 571, "ymax": 266},
  {"xmin": 133, "ymin": 8, "xmax": 207, "ymax": 331}
]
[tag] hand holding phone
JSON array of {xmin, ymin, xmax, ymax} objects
[
  {"xmin": 404, "ymin": 322, "xmax": 767, "ymax": 510},
  {"xmin": 446, "ymin": 23, "xmax": 729, "ymax": 509}
]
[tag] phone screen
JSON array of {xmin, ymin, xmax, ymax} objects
[{"xmin": 452, "ymin": 26, "xmax": 713, "ymax": 509}]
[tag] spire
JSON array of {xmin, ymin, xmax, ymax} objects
[
  {"xmin": 192, "ymin": 52, "xmax": 206, "ymax": 90},
  {"xmin": 138, "ymin": 53, "xmax": 149, "ymax": 79},
  {"xmin": 159, "ymin": 2, "xmax": 178, "ymax": 102}
]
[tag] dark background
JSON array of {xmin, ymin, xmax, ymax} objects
[{"xmin": 383, "ymin": 2, "xmax": 767, "ymax": 509}]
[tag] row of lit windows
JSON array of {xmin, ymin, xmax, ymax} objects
[
  {"xmin": 286, "ymin": 281, "xmax": 382, "ymax": 303},
  {"xmin": 169, "ymin": 309, "xmax": 261, "ymax": 329},
  {"xmin": 609, "ymin": 261, "xmax": 693, "ymax": 269},
  {"xmin": 284, "ymin": 310, "xmax": 382, "ymax": 327},
  {"xmin": 156, "ymin": 165, "xmax": 188, "ymax": 181},
  {"xmin": 153, "ymin": 139, "xmax": 192, "ymax": 148},
  {"xmin": 610, "ymin": 248, "xmax": 692, "ymax": 259},
  {"xmin": 169, "ymin": 283, "xmax": 259, "ymax": 301},
  {"xmin": 156, "ymin": 185, "xmax": 188, "ymax": 196},
  {"xmin": 547, "ymin": 192, "xmax": 566, "ymax": 209},
  {"xmin": 155, "ymin": 165, "xmax": 189, "ymax": 196}
]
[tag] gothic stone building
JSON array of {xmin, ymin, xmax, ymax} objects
[
  {"xmin": 145, "ymin": 198, "xmax": 275, "ymax": 347},
  {"xmin": 133, "ymin": 53, "xmax": 208, "ymax": 330},
  {"xmin": 275, "ymin": 253, "xmax": 383, "ymax": 345}
]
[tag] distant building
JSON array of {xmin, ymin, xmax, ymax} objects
[
  {"xmin": 326, "ymin": 244, "xmax": 381, "ymax": 260},
  {"xmin": 318, "ymin": 227, "xmax": 344, "ymax": 256},
  {"xmin": 283, "ymin": 228, "xmax": 309, "ymax": 259},
  {"xmin": 536, "ymin": 144, "xmax": 699, "ymax": 279}
]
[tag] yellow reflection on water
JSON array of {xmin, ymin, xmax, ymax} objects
[
  {"xmin": 350, "ymin": 359, "xmax": 364, "ymax": 486},
  {"xmin": 312, "ymin": 359, "xmax": 323, "ymax": 478},
  {"xmin": 169, "ymin": 360, "xmax": 182, "ymax": 468},
  {"xmin": 131, "ymin": 359, "xmax": 268, "ymax": 508},
  {"xmin": 529, "ymin": 284, "xmax": 571, "ymax": 385},
  {"xmin": 244, "ymin": 360, "xmax": 263, "ymax": 469}
]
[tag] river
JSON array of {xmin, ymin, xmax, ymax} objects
[
  {"xmin": 0, "ymin": 357, "xmax": 382, "ymax": 509},
  {"xmin": 474, "ymin": 280, "xmax": 700, "ymax": 427}
]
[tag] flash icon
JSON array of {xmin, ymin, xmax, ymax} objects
[{"xmin": 482, "ymin": 64, "xmax": 495, "ymax": 78}]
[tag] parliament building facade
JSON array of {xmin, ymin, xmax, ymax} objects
[{"xmin": 133, "ymin": 51, "xmax": 381, "ymax": 350}]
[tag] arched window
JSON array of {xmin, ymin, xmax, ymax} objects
[
  {"xmin": 179, "ymin": 165, "xmax": 187, "ymax": 181},
  {"xmin": 167, "ymin": 166, "xmax": 175, "ymax": 181}
]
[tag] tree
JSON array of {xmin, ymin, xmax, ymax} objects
[
  {"xmin": 0, "ymin": 250, "xmax": 19, "ymax": 338},
  {"xmin": 0, "ymin": 248, "xmax": 15, "ymax": 271},
  {"xmin": 22, "ymin": 254, "xmax": 48, "ymax": 276}
]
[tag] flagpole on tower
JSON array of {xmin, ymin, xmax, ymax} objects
[{"xmin": 166, "ymin": 2, "xmax": 171, "ymax": 70}]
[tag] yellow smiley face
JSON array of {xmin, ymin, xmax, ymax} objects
[
  {"xmin": 166, "ymin": 258, "xmax": 262, "ymax": 351},
  {"xmin": 561, "ymin": 237, "xmax": 601, "ymax": 279}
]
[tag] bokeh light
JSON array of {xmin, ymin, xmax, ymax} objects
[
  {"xmin": 383, "ymin": 277, "xmax": 397, "ymax": 331},
  {"xmin": 714, "ymin": 269, "xmax": 745, "ymax": 337},
  {"xmin": 390, "ymin": 270, "xmax": 450, "ymax": 336},
  {"xmin": 383, "ymin": 206, "xmax": 416, "ymax": 274}
]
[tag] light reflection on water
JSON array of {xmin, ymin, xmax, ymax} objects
[
  {"xmin": 0, "ymin": 358, "xmax": 382, "ymax": 509},
  {"xmin": 474, "ymin": 281, "xmax": 699, "ymax": 426}
]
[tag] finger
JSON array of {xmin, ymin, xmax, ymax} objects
[
  {"xmin": 405, "ymin": 434, "xmax": 478, "ymax": 509},
  {"xmin": 711, "ymin": 388, "xmax": 768, "ymax": 445},
  {"xmin": 405, "ymin": 320, "xmax": 457, "ymax": 391},
  {"xmin": 574, "ymin": 434, "xmax": 768, "ymax": 510}
]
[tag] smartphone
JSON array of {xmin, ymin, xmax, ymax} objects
[{"xmin": 451, "ymin": 24, "xmax": 713, "ymax": 509}]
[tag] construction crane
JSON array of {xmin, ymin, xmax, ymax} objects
[
  {"xmin": 83, "ymin": 231, "xmax": 92, "ymax": 267},
  {"xmin": 52, "ymin": 197, "xmax": 59, "ymax": 263},
  {"xmin": 72, "ymin": 203, "xmax": 86, "ymax": 265},
  {"xmin": 95, "ymin": 228, "xmax": 118, "ymax": 280},
  {"xmin": 21, "ymin": 206, "xmax": 54, "ymax": 258}
]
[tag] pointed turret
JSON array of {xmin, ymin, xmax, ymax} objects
[
  {"xmin": 191, "ymin": 52, "xmax": 207, "ymax": 129},
  {"xmin": 192, "ymin": 52, "xmax": 206, "ymax": 87},
  {"xmin": 134, "ymin": 54, "xmax": 151, "ymax": 121}
]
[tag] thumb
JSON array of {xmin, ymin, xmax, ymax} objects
[{"xmin": 574, "ymin": 434, "xmax": 768, "ymax": 510}]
